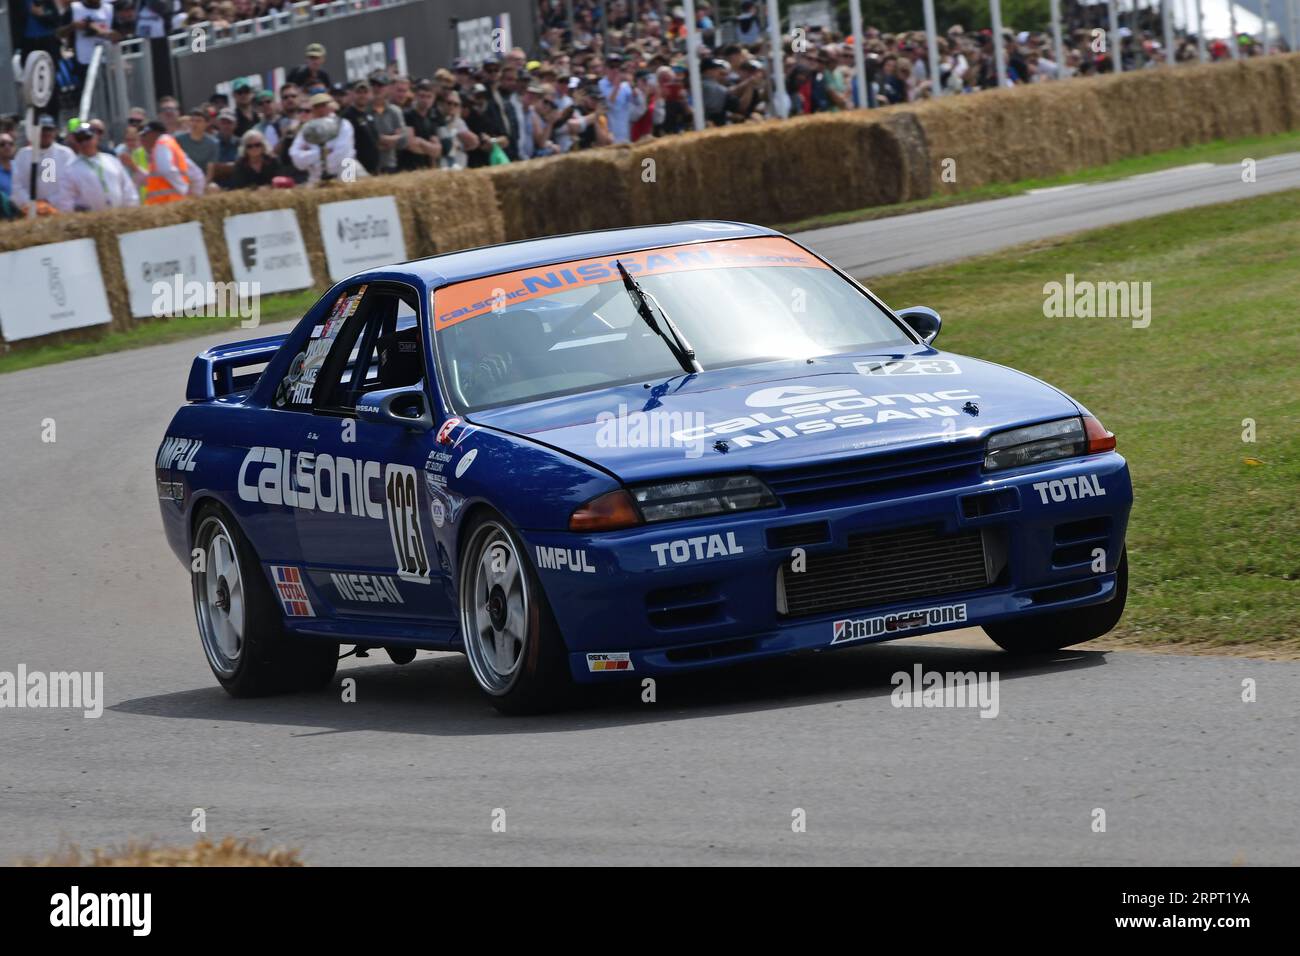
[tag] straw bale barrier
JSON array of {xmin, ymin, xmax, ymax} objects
[{"xmin": 2, "ymin": 54, "xmax": 1296, "ymax": 349}]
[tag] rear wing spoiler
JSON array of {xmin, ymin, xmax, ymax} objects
[{"xmin": 186, "ymin": 334, "xmax": 287, "ymax": 402}]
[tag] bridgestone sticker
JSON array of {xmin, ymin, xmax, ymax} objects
[{"xmin": 831, "ymin": 603, "xmax": 968, "ymax": 645}]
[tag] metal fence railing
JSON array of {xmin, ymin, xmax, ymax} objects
[{"xmin": 167, "ymin": 0, "xmax": 417, "ymax": 59}]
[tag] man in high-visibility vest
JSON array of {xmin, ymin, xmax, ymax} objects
[{"xmin": 140, "ymin": 119, "xmax": 205, "ymax": 204}]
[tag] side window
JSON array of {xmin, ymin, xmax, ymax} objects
[
  {"xmin": 273, "ymin": 284, "xmax": 370, "ymax": 410},
  {"xmin": 312, "ymin": 286, "xmax": 426, "ymax": 414}
]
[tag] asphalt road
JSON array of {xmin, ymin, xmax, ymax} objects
[
  {"xmin": 1, "ymin": 158, "xmax": 1297, "ymax": 866},
  {"xmin": 799, "ymin": 151, "xmax": 1300, "ymax": 278}
]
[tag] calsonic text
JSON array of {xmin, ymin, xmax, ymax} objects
[
  {"xmin": 238, "ymin": 446, "xmax": 384, "ymax": 517},
  {"xmin": 670, "ymin": 387, "xmax": 979, "ymax": 448}
]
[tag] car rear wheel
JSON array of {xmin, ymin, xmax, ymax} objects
[
  {"xmin": 984, "ymin": 547, "xmax": 1128, "ymax": 653},
  {"xmin": 458, "ymin": 512, "xmax": 572, "ymax": 714},
  {"xmin": 192, "ymin": 502, "xmax": 338, "ymax": 697}
]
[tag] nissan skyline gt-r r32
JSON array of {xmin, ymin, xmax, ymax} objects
[{"xmin": 156, "ymin": 221, "xmax": 1132, "ymax": 714}]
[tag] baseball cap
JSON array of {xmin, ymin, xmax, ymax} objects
[
  {"xmin": 232, "ymin": 78, "xmax": 251, "ymax": 92},
  {"xmin": 256, "ymin": 89, "xmax": 274, "ymax": 101},
  {"xmin": 306, "ymin": 42, "xmax": 326, "ymax": 57},
  {"xmin": 217, "ymin": 108, "xmax": 236, "ymax": 122},
  {"xmin": 144, "ymin": 120, "xmax": 167, "ymax": 133},
  {"xmin": 452, "ymin": 58, "xmax": 472, "ymax": 71},
  {"xmin": 72, "ymin": 126, "xmax": 95, "ymax": 140},
  {"xmin": 368, "ymin": 72, "xmax": 390, "ymax": 87},
  {"xmin": 38, "ymin": 114, "xmax": 57, "ymax": 129}
]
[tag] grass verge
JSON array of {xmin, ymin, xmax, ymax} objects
[
  {"xmin": 780, "ymin": 129, "xmax": 1300, "ymax": 234},
  {"xmin": 866, "ymin": 188, "xmax": 1300, "ymax": 652}
]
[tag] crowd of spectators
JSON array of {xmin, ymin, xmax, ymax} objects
[{"xmin": 1, "ymin": 0, "xmax": 1289, "ymax": 219}]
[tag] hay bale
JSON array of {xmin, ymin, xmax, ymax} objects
[{"xmin": 481, "ymin": 147, "xmax": 633, "ymax": 241}]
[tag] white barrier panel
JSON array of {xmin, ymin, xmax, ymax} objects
[
  {"xmin": 318, "ymin": 196, "xmax": 407, "ymax": 282},
  {"xmin": 0, "ymin": 239, "xmax": 112, "ymax": 341},
  {"xmin": 223, "ymin": 208, "xmax": 313, "ymax": 294},
  {"xmin": 117, "ymin": 221, "xmax": 216, "ymax": 318}
]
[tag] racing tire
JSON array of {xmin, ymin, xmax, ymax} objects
[
  {"xmin": 191, "ymin": 502, "xmax": 339, "ymax": 697},
  {"xmin": 458, "ymin": 511, "xmax": 573, "ymax": 715},
  {"xmin": 984, "ymin": 547, "xmax": 1128, "ymax": 654}
]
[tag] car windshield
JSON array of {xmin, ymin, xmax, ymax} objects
[{"xmin": 432, "ymin": 236, "xmax": 912, "ymax": 412}]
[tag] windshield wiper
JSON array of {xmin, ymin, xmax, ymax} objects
[{"xmin": 615, "ymin": 260, "xmax": 701, "ymax": 375}]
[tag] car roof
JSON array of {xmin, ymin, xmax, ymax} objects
[{"xmin": 385, "ymin": 221, "xmax": 780, "ymax": 288}]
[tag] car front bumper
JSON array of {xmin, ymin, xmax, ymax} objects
[{"xmin": 520, "ymin": 451, "xmax": 1133, "ymax": 683}]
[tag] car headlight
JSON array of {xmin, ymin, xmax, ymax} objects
[
  {"xmin": 984, "ymin": 417, "xmax": 1088, "ymax": 472},
  {"xmin": 632, "ymin": 474, "xmax": 777, "ymax": 523}
]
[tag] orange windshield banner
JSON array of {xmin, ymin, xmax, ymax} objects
[{"xmin": 432, "ymin": 236, "xmax": 830, "ymax": 331}]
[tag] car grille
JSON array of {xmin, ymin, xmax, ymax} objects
[
  {"xmin": 778, "ymin": 524, "xmax": 992, "ymax": 618},
  {"xmin": 761, "ymin": 440, "xmax": 986, "ymax": 508}
]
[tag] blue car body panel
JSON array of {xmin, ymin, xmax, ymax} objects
[{"xmin": 157, "ymin": 221, "xmax": 1133, "ymax": 681}]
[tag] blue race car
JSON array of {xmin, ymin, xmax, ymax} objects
[{"xmin": 157, "ymin": 222, "xmax": 1131, "ymax": 713}]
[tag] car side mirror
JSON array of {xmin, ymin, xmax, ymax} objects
[
  {"xmin": 897, "ymin": 306, "xmax": 942, "ymax": 345},
  {"xmin": 356, "ymin": 386, "xmax": 433, "ymax": 432}
]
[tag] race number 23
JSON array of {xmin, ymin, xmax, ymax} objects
[{"xmin": 385, "ymin": 464, "xmax": 431, "ymax": 583}]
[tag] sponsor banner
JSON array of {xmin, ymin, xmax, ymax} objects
[
  {"xmin": 831, "ymin": 603, "xmax": 968, "ymax": 645},
  {"xmin": 224, "ymin": 208, "xmax": 312, "ymax": 294},
  {"xmin": 318, "ymin": 196, "xmax": 407, "ymax": 282},
  {"xmin": 433, "ymin": 236, "xmax": 829, "ymax": 330},
  {"xmin": 271, "ymin": 565, "xmax": 316, "ymax": 617},
  {"xmin": 789, "ymin": 0, "xmax": 835, "ymax": 31},
  {"xmin": 456, "ymin": 13, "xmax": 512, "ymax": 63},
  {"xmin": 586, "ymin": 652, "xmax": 633, "ymax": 673},
  {"xmin": 0, "ymin": 239, "xmax": 112, "ymax": 342},
  {"xmin": 118, "ymin": 222, "xmax": 215, "ymax": 318}
]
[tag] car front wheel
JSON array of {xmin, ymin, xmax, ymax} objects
[{"xmin": 458, "ymin": 512, "xmax": 572, "ymax": 714}]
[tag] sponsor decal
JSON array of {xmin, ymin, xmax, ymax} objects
[
  {"xmin": 330, "ymin": 572, "xmax": 405, "ymax": 604},
  {"xmin": 855, "ymin": 358, "xmax": 961, "ymax": 376},
  {"xmin": 586, "ymin": 652, "xmax": 633, "ymax": 672},
  {"xmin": 240, "ymin": 448, "xmax": 429, "ymax": 582},
  {"xmin": 156, "ymin": 437, "xmax": 202, "ymax": 472},
  {"xmin": 434, "ymin": 236, "xmax": 829, "ymax": 329},
  {"xmin": 454, "ymin": 447, "xmax": 478, "ymax": 478},
  {"xmin": 831, "ymin": 603, "xmax": 967, "ymax": 645},
  {"xmin": 156, "ymin": 478, "xmax": 184, "ymax": 501},
  {"xmin": 536, "ymin": 546, "xmax": 596, "ymax": 573},
  {"xmin": 424, "ymin": 453, "xmax": 466, "ymax": 530},
  {"xmin": 275, "ymin": 285, "xmax": 365, "ymax": 408},
  {"xmin": 670, "ymin": 386, "xmax": 979, "ymax": 449},
  {"xmin": 271, "ymin": 565, "xmax": 316, "ymax": 617},
  {"xmin": 650, "ymin": 532, "xmax": 744, "ymax": 567},
  {"xmin": 436, "ymin": 416, "xmax": 461, "ymax": 445},
  {"xmin": 238, "ymin": 447, "xmax": 385, "ymax": 518},
  {"xmin": 1032, "ymin": 474, "xmax": 1106, "ymax": 504}
]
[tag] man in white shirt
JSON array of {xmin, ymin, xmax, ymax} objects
[
  {"xmin": 290, "ymin": 92, "xmax": 356, "ymax": 183},
  {"xmin": 11, "ymin": 115, "xmax": 77, "ymax": 212},
  {"xmin": 61, "ymin": 125, "xmax": 139, "ymax": 211},
  {"xmin": 69, "ymin": 0, "xmax": 117, "ymax": 70}
]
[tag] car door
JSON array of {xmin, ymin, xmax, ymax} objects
[{"xmin": 289, "ymin": 281, "xmax": 455, "ymax": 637}]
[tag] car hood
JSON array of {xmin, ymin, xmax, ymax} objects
[{"xmin": 467, "ymin": 348, "xmax": 1082, "ymax": 483}]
